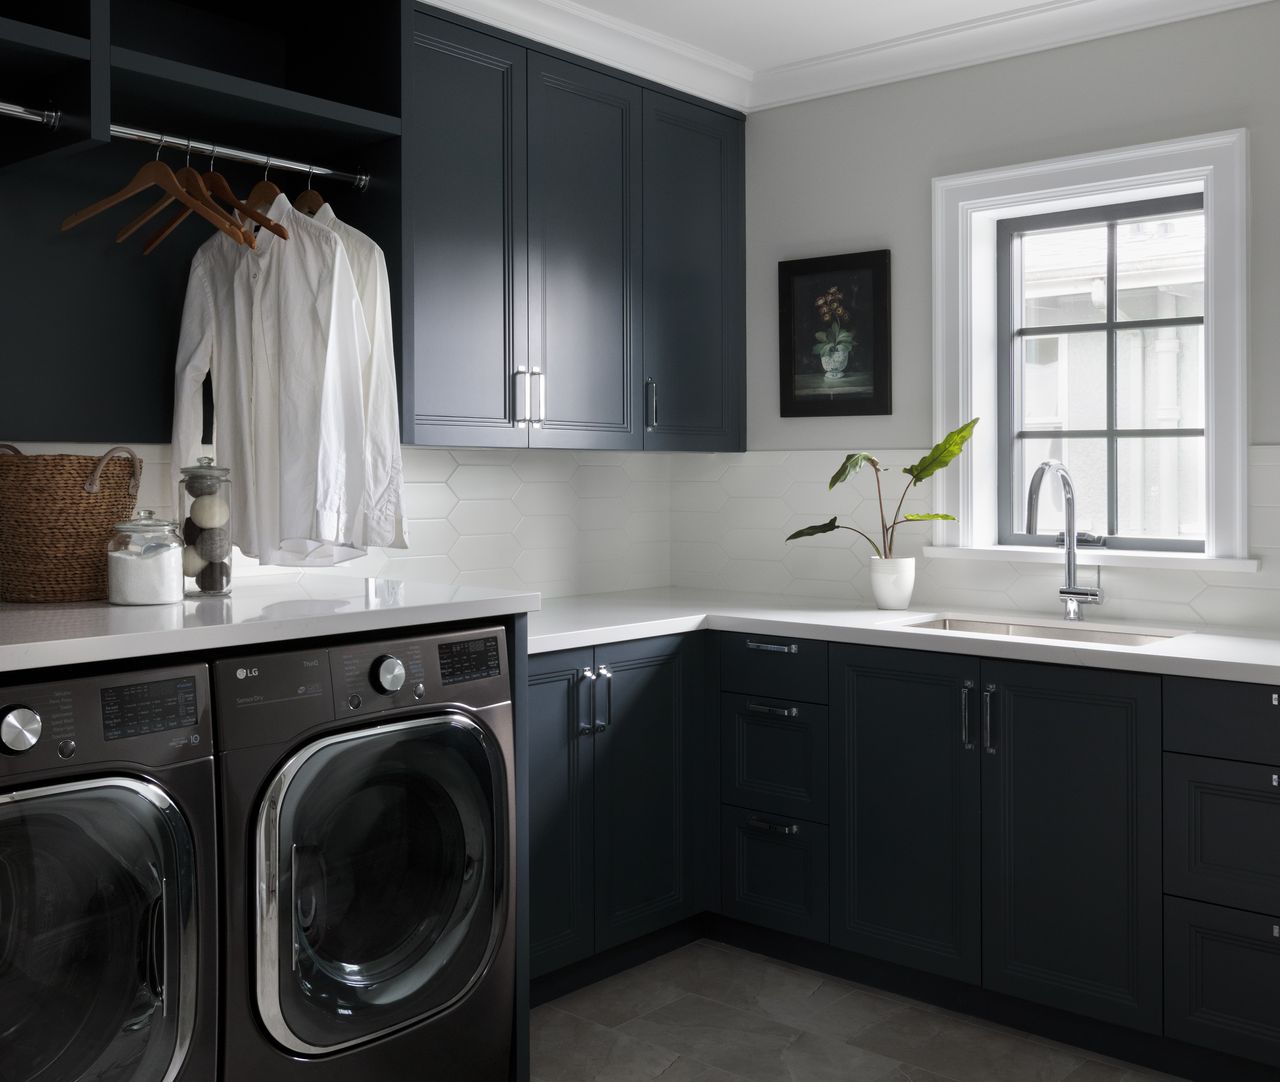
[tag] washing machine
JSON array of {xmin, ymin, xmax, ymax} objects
[
  {"xmin": 0, "ymin": 663, "xmax": 218, "ymax": 1082},
  {"xmin": 214, "ymin": 625, "xmax": 515, "ymax": 1081}
]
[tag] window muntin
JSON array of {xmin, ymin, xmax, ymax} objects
[{"xmin": 998, "ymin": 194, "xmax": 1206, "ymax": 551}]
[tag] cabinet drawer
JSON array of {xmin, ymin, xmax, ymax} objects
[
  {"xmin": 1165, "ymin": 753, "xmax": 1280, "ymax": 915},
  {"xmin": 720, "ymin": 805, "xmax": 828, "ymax": 942},
  {"xmin": 721, "ymin": 693, "xmax": 828, "ymax": 822},
  {"xmin": 1165, "ymin": 676, "xmax": 1280, "ymax": 762},
  {"xmin": 720, "ymin": 632, "xmax": 827, "ymax": 703},
  {"xmin": 1165, "ymin": 895, "xmax": 1280, "ymax": 1069}
]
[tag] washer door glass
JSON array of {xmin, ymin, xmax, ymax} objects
[
  {"xmin": 259, "ymin": 714, "xmax": 505, "ymax": 1054},
  {"xmin": 0, "ymin": 778, "xmax": 196, "ymax": 1082}
]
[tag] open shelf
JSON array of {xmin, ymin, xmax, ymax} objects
[
  {"xmin": 0, "ymin": 15, "xmax": 90, "ymax": 59},
  {"xmin": 0, "ymin": 3, "xmax": 90, "ymax": 42}
]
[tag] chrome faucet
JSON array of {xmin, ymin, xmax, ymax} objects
[{"xmin": 1025, "ymin": 460, "xmax": 1103, "ymax": 621}]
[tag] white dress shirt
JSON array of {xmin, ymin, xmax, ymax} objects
[
  {"xmin": 311, "ymin": 202, "xmax": 407, "ymax": 550},
  {"xmin": 171, "ymin": 193, "xmax": 370, "ymax": 565}
]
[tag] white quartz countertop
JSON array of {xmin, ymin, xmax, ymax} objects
[
  {"xmin": 0, "ymin": 577, "xmax": 540, "ymax": 675},
  {"xmin": 529, "ymin": 588, "xmax": 1280, "ymax": 686}
]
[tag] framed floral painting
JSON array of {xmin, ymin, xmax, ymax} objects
[{"xmin": 778, "ymin": 249, "xmax": 891, "ymax": 416}]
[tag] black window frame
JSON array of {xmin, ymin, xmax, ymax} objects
[{"xmin": 997, "ymin": 193, "xmax": 1207, "ymax": 552}]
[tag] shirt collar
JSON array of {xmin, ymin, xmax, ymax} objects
[{"xmin": 311, "ymin": 202, "xmax": 337, "ymax": 228}]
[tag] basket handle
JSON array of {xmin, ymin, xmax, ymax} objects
[
  {"xmin": 85, "ymin": 446, "xmax": 142, "ymax": 497},
  {"xmin": 0, "ymin": 444, "xmax": 20, "ymax": 456}
]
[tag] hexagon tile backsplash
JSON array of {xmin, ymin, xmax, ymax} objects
[{"xmin": 16, "ymin": 442, "xmax": 1280, "ymax": 631}]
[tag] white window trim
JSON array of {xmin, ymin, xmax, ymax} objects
[{"xmin": 930, "ymin": 129, "xmax": 1249, "ymax": 564}]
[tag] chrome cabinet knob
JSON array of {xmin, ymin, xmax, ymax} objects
[
  {"xmin": 371, "ymin": 655, "xmax": 406, "ymax": 695},
  {"xmin": 1, "ymin": 706, "xmax": 42, "ymax": 753}
]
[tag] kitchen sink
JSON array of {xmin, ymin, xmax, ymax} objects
[{"xmin": 904, "ymin": 617, "xmax": 1182, "ymax": 647}]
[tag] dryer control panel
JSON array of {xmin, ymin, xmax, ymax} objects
[{"xmin": 0, "ymin": 664, "xmax": 212, "ymax": 779}]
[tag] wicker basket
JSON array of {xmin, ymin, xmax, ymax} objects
[{"xmin": 0, "ymin": 445, "xmax": 143, "ymax": 603}]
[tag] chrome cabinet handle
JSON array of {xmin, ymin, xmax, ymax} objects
[
  {"xmin": 747, "ymin": 702, "xmax": 799, "ymax": 718},
  {"xmin": 578, "ymin": 667, "xmax": 596, "ymax": 736},
  {"xmin": 961, "ymin": 680, "xmax": 975, "ymax": 750},
  {"xmin": 745, "ymin": 640, "xmax": 798, "ymax": 654},
  {"xmin": 982, "ymin": 684, "xmax": 997, "ymax": 755},
  {"xmin": 531, "ymin": 368, "xmax": 545, "ymax": 429},
  {"xmin": 514, "ymin": 366, "xmax": 530, "ymax": 428},
  {"xmin": 748, "ymin": 816, "xmax": 800, "ymax": 836},
  {"xmin": 645, "ymin": 378, "xmax": 657, "ymax": 430},
  {"xmin": 593, "ymin": 664, "xmax": 612, "ymax": 732}
]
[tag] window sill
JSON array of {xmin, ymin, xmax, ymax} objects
[{"xmin": 922, "ymin": 545, "xmax": 1260, "ymax": 574}]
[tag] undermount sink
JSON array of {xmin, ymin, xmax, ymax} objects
[{"xmin": 905, "ymin": 617, "xmax": 1182, "ymax": 648}]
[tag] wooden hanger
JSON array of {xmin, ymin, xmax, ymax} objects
[
  {"xmin": 204, "ymin": 146, "xmax": 288, "ymax": 240},
  {"xmin": 61, "ymin": 141, "xmax": 244, "ymax": 246},
  {"xmin": 244, "ymin": 158, "xmax": 282, "ymax": 217},
  {"xmin": 141, "ymin": 142, "xmax": 251, "ymax": 255},
  {"xmin": 293, "ymin": 166, "xmax": 325, "ymax": 217}
]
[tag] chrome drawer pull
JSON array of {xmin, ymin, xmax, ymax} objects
[
  {"xmin": 746, "ymin": 640, "xmax": 798, "ymax": 654},
  {"xmin": 747, "ymin": 702, "xmax": 799, "ymax": 718},
  {"xmin": 983, "ymin": 685, "xmax": 997, "ymax": 755},
  {"xmin": 961, "ymin": 680, "xmax": 975, "ymax": 750},
  {"xmin": 747, "ymin": 816, "xmax": 800, "ymax": 836}
]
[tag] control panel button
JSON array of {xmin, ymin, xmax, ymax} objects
[
  {"xmin": 372, "ymin": 655, "xmax": 407, "ymax": 695},
  {"xmin": 413, "ymin": 682, "xmax": 425, "ymax": 700},
  {"xmin": 347, "ymin": 693, "xmax": 362, "ymax": 711},
  {"xmin": 1, "ymin": 706, "xmax": 42, "ymax": 753},
  {"xmin": 57, "ymin": 739, "xmax": 76, "ymax": 760}
]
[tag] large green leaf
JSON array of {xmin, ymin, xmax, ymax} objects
[
  {"xmin": 785, "ymin": 517, "xmax": 839, "ymax": 541},
  {"xmin": 828, "ymin": 452, "xmax": 880, "ymax": 490},
  {"xmin": 902, "ymin": 418, "xmax": 979, "ymax": 486},
  {"xmin": 902, "ymin": 513, "xmax": 956, "ymax": 521}
]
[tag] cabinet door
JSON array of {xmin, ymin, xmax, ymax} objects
[
  {"xmin": 829, "ymin": 646, "xmax": 982, "ymax": 984},
  {"xmin": 528, "ymin": 649, "xmax": 595, "ymax": 978},
  {"xmin": 720, "ymin": 693, "xmax": 828, "ymax": 823},
  {"xmin": 407, "ymin": 17, "xmax": 528, "ymax": 447},
  {"xmin": 721, "ymin": 805, "xmax": 828, "ymax": 942},
  {"xmin": 594, "ymin": 635, "xmax": 701, "ymax": 950},
  {"xmin": 641, "ymin": 92, "xmax": 744, "ymax": 451},
  {"xmin": 527, "ymin": 55, "xmax": 642, "ymax": 449},
  {"xmin": 981, "ymin": 660, "xmax": 1162, "ymax": 1033}
]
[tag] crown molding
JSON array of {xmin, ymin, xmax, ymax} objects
[
  {"xmin": 418, "ymin": 0, "xmax": 752, "ymax": 110},
  {"xmin": 749, "ymin": 0, "xmax": 1274, "ymax": 110},
  {"xmin": 418, "ymin": 0, "xmax": 1274, "ymax": 114}
]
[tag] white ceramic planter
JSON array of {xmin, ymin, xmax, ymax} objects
[{"xmin": 869, "ymin": 556, "xmax": 916, "ymax": 610}]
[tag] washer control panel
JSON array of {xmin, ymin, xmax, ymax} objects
[{"xmin": 0, "ymin": 665, "xmax": 211, "ymax": 779}]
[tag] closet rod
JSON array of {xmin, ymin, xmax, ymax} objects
[
  {"xmin": 0, "ymin": 100, "xmax": 61, "ymax": 130},
  {"xmin": 109, "ymin": 125, "xmax": 370, "ymax": 191}
]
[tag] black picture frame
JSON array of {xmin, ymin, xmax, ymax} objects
[{"xmin": 778, "ymin": 250, "xmax": 891, "ymax": 417}]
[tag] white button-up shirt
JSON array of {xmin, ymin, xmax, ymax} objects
[
  {"xmin": 171, "ymin": 193, "xmax": 370, "ymax": 565},
  {"xmin": 312, "ymin": 202, "xmax": 407, "ymax": 550}
]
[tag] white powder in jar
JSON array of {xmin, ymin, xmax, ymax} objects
[{"xmin": 108, "ymin": 545, "xmax": 184, "ymax": 605}]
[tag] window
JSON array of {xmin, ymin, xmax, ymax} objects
[
  {"xmin": 997, "ymin": 195, "xmax": 1206, "ymax": 552},
  {"xmin": 931, "ymin": 130, "xmax": 1249, "ymax": 563}
]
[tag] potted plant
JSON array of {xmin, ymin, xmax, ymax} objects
[{"xmin": 786, "ymin": 418, "xmax": 979, "ymax": 609}]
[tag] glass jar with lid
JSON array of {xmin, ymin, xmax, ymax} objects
[
  {"xmin": 179, "ymin": 457, "xmax": 232, "ymax": 596},
  {"xmin": 107, "ymin": 510, "xmax": 184, "ymax": 605}
]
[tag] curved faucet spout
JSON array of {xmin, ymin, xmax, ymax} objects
[{"xmin": 1025, "ymin": 460, "xmax": 1100, "ymax": 621}]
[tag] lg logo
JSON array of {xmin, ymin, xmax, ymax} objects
[{"xmin": 236, "ymin": 667, "xmax": 260, "ymax": 680}]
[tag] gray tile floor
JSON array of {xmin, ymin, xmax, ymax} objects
[{"xmin": 530, "ymin": 940, "xmax": 1184, "ymax": 1082}]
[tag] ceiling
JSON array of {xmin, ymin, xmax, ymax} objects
[{"xmin": 424, "ymin": 0, "xmax": 1274, "ymax": 110}]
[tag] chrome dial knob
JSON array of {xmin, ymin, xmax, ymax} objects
[
  {"xmin": 1, "ymin": 706, "xmax": 42, "ymax": 753},
  {"xmin": 372, "ymin": 655, "xmax": 406, "ymax": 695}
]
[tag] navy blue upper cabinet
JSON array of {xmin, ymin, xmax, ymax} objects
[
  {"xmin": 528, "ymin": 55, "xmax": 643, "ymax": 450},
  {"xmin": 407, "ymin": 16, "xmax": 528, "ymax": 447},
  {"xmin": 405, "ymin": 14, "xmax": 744, "ymax": 450},
  {"xmin": 641, "ymin": 93, "xmax": 745, "ymax": 451}
]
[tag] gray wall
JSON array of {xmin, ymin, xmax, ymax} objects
[{"xmin": 746, "ymin": 0, "xmax": 1280, "ymax": 450}]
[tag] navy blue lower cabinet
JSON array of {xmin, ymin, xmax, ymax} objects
[
  {"xmin": 528, "ymin": 648, "xmax": 596, "ymax": 978},
  {"xmin": 1165, "ymin": 895, "xmax": 1280, "ymax": 1068},
  {"xmin": 720, "ymin": 693, "xmax": 828, "ymax": 823},
  {"xmin": 721, "ymin": 805, "xmax": 829, "ymax": 941},
  {"xmin": 593, "ymin": 635, "xmax": 702, "ymax": 951},
  {"xmin": 981, "ymin": 660, "xmax": 1162, "ymax": 1034},
  {"xmin": 829, "ymin": 646, "xmax": 982, "ymax": 984}
]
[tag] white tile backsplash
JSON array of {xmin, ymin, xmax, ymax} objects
[{"xmin": 12, "ymin": 441, "xmax": 1280, "ymax": 628}]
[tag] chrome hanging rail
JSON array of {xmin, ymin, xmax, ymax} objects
[
  {"xmin": 0, "ymin": 100, "xmax": 61, "ymax": 130},
  {"xmin": 109, "ymin": 124, "xmax": 370, "ymax": 191}
]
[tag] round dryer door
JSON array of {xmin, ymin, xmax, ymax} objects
[
  {"xmin": 0, "ymin": 777, "xmax": 197, "ymax": 1082},
  {"xmin": 255, "ymin": 713, "xmax": 506, "ymax": 1055}
]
